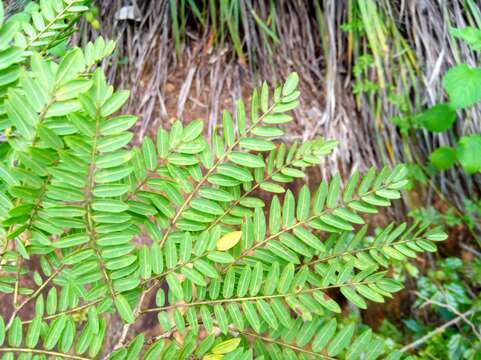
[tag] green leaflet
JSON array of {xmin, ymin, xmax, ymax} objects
[
  {"xmin": 239, "ymin": 138, "xmax": 275, "ymax": 151},
  {"xmin": 44, "ymin": 315, "xmax": 67, "ymax": 350},
  {"xmin": 100, "ymin": 115, "xmax": 138, "ymax": 135},
  {"xmin": 96, "ymin": 150, "xmax": 132, "ymax": 169},
  {"xmin": 282, "ymin": 72, "xmax": 299, "ymax": 96},
  {"xmin": 199, "ymin": 186, "xmax": 234, "ymax": 201},
  {"xmin": 181, "ymin": 267, "xmax": 206, "ymax": 286},
  {"xmin": 115, "ymin": 294, "xmax": 135, "ymax": 324},
  {"xmin": 242, "ymin": 301, "xmax": 261, "ymax": 333},
  {"xmin": 260, "ymin": 181, "xmax": 285, "ymax": 193},
  {"xmin": 346, "ymin": 329, "xmax": 372, "ymax": 360},
  {"xmin": 312, "ymin": 318, "xmax": 337, "ymax": 351},
  {"xmin": 101, "ymin": 90, "xmax": 130, "ymax": 117},
  {"xmin": 8, "ymin": 317, "xmax": 22, "ymax": 347},
  {"xmin": 97, "ymin": 132, "xmax": 133, "ymax": 152},
  {"xmin": 92, "ymin": 199, "xmax": 129, "ymax": 213},
  {"xmin": 327, "ymin": 323, "xmax": 356, "ymax": 357},
  {"xmin": 142, "ymin": 138, "xmax": 157, "ymax": 170},
  {"xmin": 144, "ymin": 340, "xmax": 165, "ymax": 360},
  {"xmin": 182, "ymin": 119, "xmax": 203, "ymax": 142},
  {"xmin": 54, "ymin": 233, "xmax": 89, "ymax": 248},
  {"xmin": 227, "ymin": 152, "xmax": 265, "ymax": 168},
  {"xmin": 26, "ymin": 315, "xmax": 42, "ymax": 348},
  {"xmin": 341, "ymin": 287, "xmax": 367, "ymax": 309},
  {"xmin": 56, "ymin": 48, "xmax": 86, "ymax": 85}
]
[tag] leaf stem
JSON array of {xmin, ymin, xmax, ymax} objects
[{"xmin": 140, "ymin": 280, "xmax": 376, "ymax": 313}]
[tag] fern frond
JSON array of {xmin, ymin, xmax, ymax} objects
[{"xmin": 0, "ymin": 3, "xmax": 448, "ymax": 357}]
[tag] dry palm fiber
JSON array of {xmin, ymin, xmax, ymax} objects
[{"xmin": 72, "ymin": 0, "xmax": 481, "ymax": 220}]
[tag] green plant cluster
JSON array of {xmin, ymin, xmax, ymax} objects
[
  {"xmin": 0, "ymin": 1, "xmax": 449, "ymax": 359},
  {"xmin": 408, "ymin": 26, "xmax": 481, "ymax": 173},
  {"xmin": 399, "ymin": 256, "xmax": 481, "ymax": 360}
]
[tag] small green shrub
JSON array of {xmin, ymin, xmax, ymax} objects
[
  {"xmin": 0, "ymin": 1, "xmax": 448, "ymax": 359},
  {"xmin": 407, "ymin": 26, "xmax": 481, "ymax": 174}
]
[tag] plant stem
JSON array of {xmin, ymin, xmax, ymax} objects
[{"xmin": 140, "ymin": 280, "xmax": 377, "ymax": 313}]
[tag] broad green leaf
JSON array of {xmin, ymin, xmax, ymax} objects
[
  {"xmin": 456, "ymin": 135, "xmax": 481, "ymax": 173},
  {"xmin": 415, "ymin": 104, "xmax": 456, "ymax": 132},
  {"xmin": 443, "ymin": 64, "xmax": 481, "ymax": 109},
  {"xmin": 429, "ymin": 146, "xmax": 456, "ymax": 171},
  {"xmin": 450, "ymin": 26, "xmax": 481, "ymax": 50}
]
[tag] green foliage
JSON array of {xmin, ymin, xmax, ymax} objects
[
  {"xmin": 408, "ymin": 201, "xmax": 481, "ymax": 359},
  {"xmin": 443, "ymin": 64, "xmax": 481, "ymax": 110},
  {"xmin": 401, "ymin": 257, "xmax": 481, "ymax": 360},
  {"xmin": 0, "ymin": 1, "xmax": 449, "ymax": 359},
  {"xmin": 450, "ymin": 26, "xmax": 481, "ymax": 50},
  {"xmin": 413, "ymin": 104, "xmax": 456, "ymax": 133},
  {"xmin": 412, "ymin": 24, "xmax": 481, "ymax": 174},
  {"xmin": 455, "ymin": 135, "xmax": 481, "ymax": 174},
  {"xmin": 429, "ymin": 147, "xmax": 457, "ymax": 171}
]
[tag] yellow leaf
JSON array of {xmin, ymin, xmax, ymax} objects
[
  {"xmin": 212, "ymin": 338, "xmax": 241, "ymax": 354},
  {"xmin": 202, "ymin": 355, "xmax": 223, "ymax": 360},
  {"xmin": 216, "ymin": 231, "xmax": 242, "ymax": 251}
]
